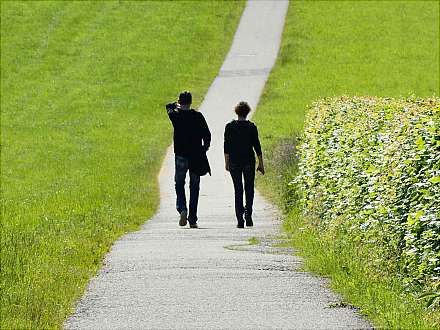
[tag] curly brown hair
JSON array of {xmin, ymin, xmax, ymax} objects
[{"xmin": 234, "ymin": 101, "xmax": 251, "ymax": 117}]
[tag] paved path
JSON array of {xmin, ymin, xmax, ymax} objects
[{"xmin": 65, "ymin": 1, "xmax": 371, "ymax": 329}]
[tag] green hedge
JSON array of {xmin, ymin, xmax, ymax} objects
[{"xmin": 295, "ymin": 96, "xmax": 439, "ymax": 288}]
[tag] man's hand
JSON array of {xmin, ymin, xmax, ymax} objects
[
  {"xmin": 166, "ymin": 102, "xmax": 177, "ymax": 114},
  {"xmin": 225, "ymin": 163, "xmax": 230, "ymax": 172}
]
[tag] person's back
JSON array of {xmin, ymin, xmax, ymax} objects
[
  {"xmin": 169, "ymin": 109, "xmax": 209, "ymax": 158},
  {"xmin": 224, "ymin": 101, "xmax": 264, "ymax": 228},
  {"xmin": 224, "ymin": 120, "xmax": 260, "ymax": 166},
  {"xmin": 166, "ymin": 91, "xmax": 211, "ymax": 228}
]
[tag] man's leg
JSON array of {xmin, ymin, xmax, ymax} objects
[
  {"xmin": 188, "ymin": 171, "xmax": 200, "ymax": 225},
  {"xmin": 243, "ymin": 163, "xmax": 255, "ymax": 225},
  {"xmin": 230, "ymin": 165, "xmax": 245, "ymax": 225},
  {"xmin": 174, "ymin": 156, "xmax": 188, "ymax": 215}
]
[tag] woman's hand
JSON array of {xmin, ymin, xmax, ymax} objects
[
  {"xmin": 224, "ymin": 153, "xmax": 230, "ymax": 172},
  {"xmin": 257, "ymin": 164, "xmax": 265, "ymax": 175},
  {"xmin": 257, "ymin": 155, "xmax": 265, "ymax": 175}
]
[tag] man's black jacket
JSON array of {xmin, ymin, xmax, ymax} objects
[{"xmin": 167, "ymin": 107, "xmax": 211, "ymax": 176}]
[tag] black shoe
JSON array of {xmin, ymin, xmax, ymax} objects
[
  {"xmin": 237, "ymin": 218, "xmax": 244, "ymax": 228},
  {"xmin": 179, "ymin": 210, "xmax": 188, "ymax": 227},
  {"xmin": 245, "ymin": 210, "xmax": 253, "ymax": 227},
  {"xmin": 189, "ymin": 223, "xmax": 198, "ymax": 229}
]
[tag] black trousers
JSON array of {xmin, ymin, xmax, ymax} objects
[{"xmin": 229, "ymin": 162, "xmax": 255, "ymax": 221}]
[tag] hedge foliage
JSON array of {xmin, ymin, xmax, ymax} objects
[{"xmin": 296, "ymin": 96, "xmax": 439, "ymax": 287}]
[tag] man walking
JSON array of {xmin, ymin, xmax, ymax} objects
[{"xmin": 166, "ymin": 91, "xmax": 211, "ymax": 228}]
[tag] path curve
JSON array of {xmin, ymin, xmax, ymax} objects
[{"xmin": 66, "ymin": 1, "xmax": 371, "ymax": 329}]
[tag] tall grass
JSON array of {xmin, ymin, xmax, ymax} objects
[
  {"xmin": 253, "ymin": 0, "xmax": 439, "ymax": 328},
  {"xmin": 0, "ymin": 1, "xmax": 244, "ymax": 328}
]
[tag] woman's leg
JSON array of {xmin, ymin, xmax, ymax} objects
[
  {"xmin": 229, "ymin": 164, "xmax": 245, "ymax": 226},
  {"xmin": 243, "ymin": 163, "xmax": 255, "ymax": 224}
]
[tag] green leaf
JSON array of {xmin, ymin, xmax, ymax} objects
[
  {"xmin": 415, "ymin": 210, "xmax": 424, "ymax": 221},
  {"xmin": 366, "ymin": 165, "xmax": 376, "ymax": 174},
  {"xmin": 415, "ymin": 136, "xmax": 426, "ymax": 150}
]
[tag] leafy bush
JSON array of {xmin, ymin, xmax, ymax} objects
[{"xmin": 295, "ymin": 96, "xmax": 439, "ymax": 288}]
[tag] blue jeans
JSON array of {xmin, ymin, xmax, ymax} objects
[{"xmin": 175, "ymin": 155, "xmax": 200, "ymax": 224}]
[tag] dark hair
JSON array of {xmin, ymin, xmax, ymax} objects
[
  {"xmin": 234, "ymin": 101, "xmax": 251, "ymax": 117},
  {"xmin": 179, "ymin": 91, "xmax": 192, "ymax": 105}
]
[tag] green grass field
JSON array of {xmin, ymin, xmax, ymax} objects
[
  {"xmin": 254, "ymin": 0, "xmax": 439, "ymax": 328},
  {"xmin": 0, "ymin": 1, "xmax": 244, "ymax": 328}
]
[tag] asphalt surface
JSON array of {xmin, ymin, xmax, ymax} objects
[{"xmin": 65, "ymin": 1, "xmax": 372, "ymax": 329}]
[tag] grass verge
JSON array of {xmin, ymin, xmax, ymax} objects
[
  {"xmin": 1, "ymin": 1, "xmax": 244, "ymax": 328},
  {"xmin": 285, "ymin": 209, "xmax": 439, "ymax": 329},
  {"xmin": 253, "ymin": 0, "xmax": 439, "ymax": 328},
  {"xmin": 248, "ymin": 237, "xmax": 260, "ymax": 245}
]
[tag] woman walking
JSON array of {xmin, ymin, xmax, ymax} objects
[{"xmin": 224, "ymin": 101, "xmax": 265, "ymax": 228}]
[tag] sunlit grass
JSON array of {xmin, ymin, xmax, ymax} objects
[
  {"xmin": 248, "ymin": 237, "xmax": 260, "ymax": 245},
  {"xmin": 0, "ymin": 1, "xmax": 244, "ymax": 328}
]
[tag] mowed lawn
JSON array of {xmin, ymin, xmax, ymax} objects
[
  {"xmin": 256, "ymin": 0, "xmax": 438, "ymax": 153},
  {"xmin": 0, "ymin": 1, "xmax": 244, "ymax": 328},
  {"xmin": 253, "ymin": 1, "xmax": 439, "ymax": 328}
]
